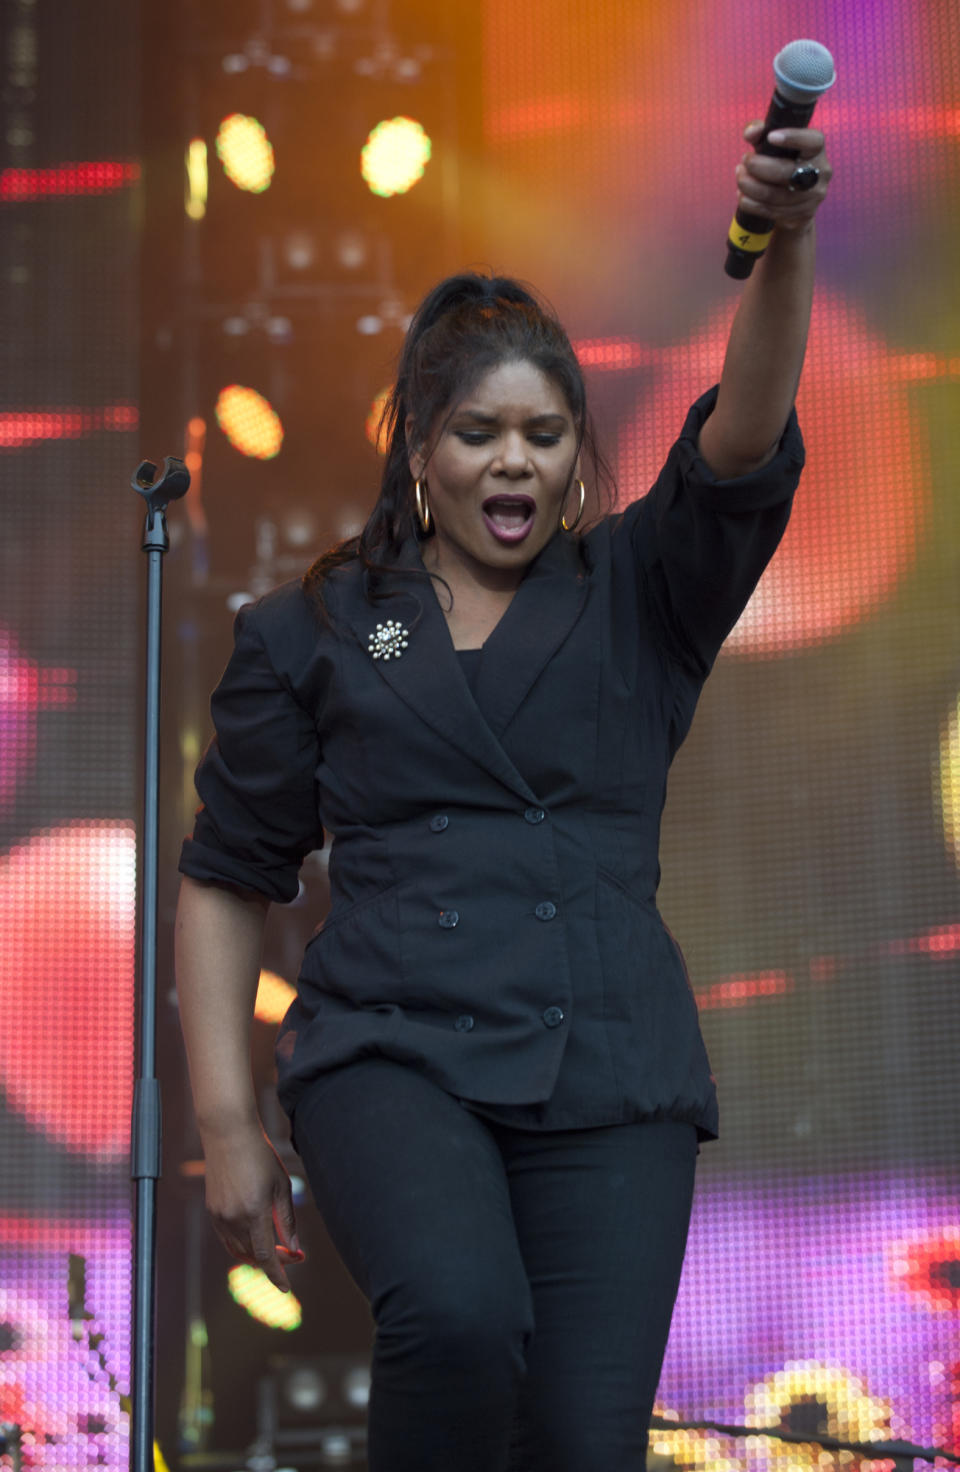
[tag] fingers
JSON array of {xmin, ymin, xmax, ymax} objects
[
  {"xmin": 743, "ymin": 121, "xmax": 825, "ymax": 158},
  {"xmin": 273, "ymin": 1178, "xmax": 304, "ymax": 1261},
  {"xmin": 247, "ymin": 1214, "xmax": 295, "ymax": 1294},
  {"xmin": 735, "ymin": 124, "xmax": 832, "ymax": 230},
  {"xmin": 208, "ymin": 1185, "xmax": 303, "ymax": 1294}
]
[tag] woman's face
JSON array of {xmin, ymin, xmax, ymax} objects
[{"xmin": 408, "ymin": 358, "xmax": 580, "ymax": 588}]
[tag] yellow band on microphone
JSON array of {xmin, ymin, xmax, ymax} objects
[{"xmin": 727, "ymin": 216, "xmax": 774, "ymax": 254}]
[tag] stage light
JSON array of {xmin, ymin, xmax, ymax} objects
[
  {"xmin": 365, "ymin": 386, "xmax": 392, "ymax": 453},
  {"xmin": 185, "ymin": 138, "xmax": 207, "ymax": 220},
  {"xmin": 342, "ymin": 1365, "xmax": 370, "ymax": 1409},
  {"xmin": 227, "ymin": 1267, "xmax": 302, "ymax": 1331},
  {"xmin": 335, "ymin": 228, "xmax": 368, "ymax": 270},
  {"xmin": 215, "ymin": 385, "xmax": 284, "ymax": 459},
  {"xmin": 280, "ymin": 507, "xmax": 319, "ymax": 548},
  {"xmin": 939, "ymin": 694, "xmax": 960, "ymax": 868},
  {"xmin": 283, "ymin": 1365, "xmax": 327, "ymax": 1412},
  {"xmin": 283, "ymin": 229, "xmax": 317, "ymax": 271},
  {"xmin": 255, "ymin": 969, "xmax": 297, "ymax": 1025},
  {"xmin": 361, "ymin": 117, "xmax": 431, "ymax": 198},
  {"xmin": 216, "ymin": 113, "xmax": 275, "ymax": 193}
]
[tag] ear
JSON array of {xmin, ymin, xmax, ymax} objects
[{"xmin": 405, "ymin": 413, "xmax": 425, "ymax": 481}]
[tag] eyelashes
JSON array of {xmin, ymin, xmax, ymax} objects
[{"xmin": 454, "ymin": 431, "xmax": 563, "ymax": 448}]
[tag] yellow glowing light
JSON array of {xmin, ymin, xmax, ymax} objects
[
  {"xmin": 365, "ymin": 386, "xmax": 393, "ymax": 454},
  {"xmin": 216, "ymin": 113, "xmax": 275, "ymax": 194},
  {"xmin": 361, "ymin": 117, "xmax": 432, "ymax": 198},
  {"xmin": 185, "ymin": 138, "xmax": 208, "ymax": 219},
  {"xmin": 745, "ymin": 1361, "xmax": 892, "ymax": 1472},
  {"xmin": 255, "ymin": 968, "xmax": 297, "ymax": 1025},
  {"xmin": 215, "ymin": 385, "xmax": 284, "ymax": 459},
  {"xmin": 939, "ymin": 695, "xmax": 960, "ymax": 867},
  {"xmin": 227, "ymin": 1265, "xmax": 302, "ymax": 1330}
]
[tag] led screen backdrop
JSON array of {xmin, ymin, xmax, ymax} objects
[
  {"xmin": 3, "ymin": 0, "xmax": 959, "ymax": 1466},
  {"xmin": 0, "ymin": 0, "xmax": 140, "ymax": 1464},
  {"xmin": 480, "ymin": 0, "xmax": 960, "ymax": 1458}
]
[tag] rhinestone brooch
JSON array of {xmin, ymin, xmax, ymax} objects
[{"xmin": 367, "ymin": 619, "xmax": 410, "ymax": 661}]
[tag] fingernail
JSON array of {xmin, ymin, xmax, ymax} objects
[
  {"xmin": 291, "ymin": 1233, "xmax": 301, "ymax": 1252},
  {"xmin": 767, "ymin": 130, "xmax": 787, "ymax": 144}
]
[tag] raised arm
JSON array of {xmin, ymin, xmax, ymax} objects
[
  {"xmin": 175, "ymin": 874, "xmax": 303, "ymax": 1292},
  {"xmin": 698, "ymin": 122, "xmax": 832, "ymax": 480}
]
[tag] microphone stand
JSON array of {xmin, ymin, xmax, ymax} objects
[
  {"xmin": 130, "ymin": 456, "xmax": 190, "ymax": 1472},
  {"xmin": 649, "ymin": 1414, "xmax": 960, "ymax": 1472}
]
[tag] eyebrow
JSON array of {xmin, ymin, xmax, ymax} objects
[{"xmin": 450, "ymin": 410, "xmax": 570, "ymax": 427}]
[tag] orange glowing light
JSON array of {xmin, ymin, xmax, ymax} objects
[
  {"xmin": 365, "ymin": 386, "xmax": 393, "ymax": 453},
  {"xmin": 255, "ymin": 969, "xmax": 297, "ymax": 1025},
  {"xmin": 216, "ymin": 114, "xmax": 275, "ymax": 194},
  {"xmin": 215, "ymin": 385, "xmax": 284, "ymax": 459},
  {"xmin": 361, "ymin": 117, "xmax": 432, "ymax": 197}
]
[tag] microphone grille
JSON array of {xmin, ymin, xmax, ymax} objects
[{"xmin": 773, "ymin": 39, "xmax": 836, "ymax": 102}]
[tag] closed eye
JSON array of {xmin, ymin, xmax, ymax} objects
[{"xmin": 454, "ymin": 431, "xmax": 563, "ymax": 447}]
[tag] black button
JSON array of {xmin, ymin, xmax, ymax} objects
[
  {"xmin": 429, "ymin": 815, "xmax": 449, "ymax": 832},
  {"xmin": 524, "ymin": 806, "xmax": 546, "ymax": 825},
  {"xmin": 438, "ymin": 909, "xmax": 459, "ymax": 929},
  {"xmin": 542, "ymin": 1006, "xmax": 564, "ymax": 1028},
  {"xmin": 454, "ymin": 1014, "xmax": 474, "ymax": 1032},
  {"xmin": 534, "ymin": 901, "xmax": 557, "ymax": 921}
]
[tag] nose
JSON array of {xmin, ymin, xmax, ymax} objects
[{"xmin": 493, "ymin": 431, "xmax": 532, "ymax": 478}]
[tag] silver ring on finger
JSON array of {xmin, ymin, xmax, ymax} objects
[{"xmin": 787, "ymin": 163, "xmax": 820, "ymax": 193}]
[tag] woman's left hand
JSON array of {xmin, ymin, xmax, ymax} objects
[{"xmin": 735, "ymin": 122, "xmax": 832, "ymax": 233}]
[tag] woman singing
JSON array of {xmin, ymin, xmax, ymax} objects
[{"xmin": 175, "ymin": 121, "xmax": 832, "ymax": 1471}]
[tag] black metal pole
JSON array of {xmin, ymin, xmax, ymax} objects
[{"xmin": 130, "ymin": 457, "xmax": 190, "ymax": 1472}]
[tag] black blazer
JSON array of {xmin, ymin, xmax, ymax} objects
[{"xmin": 180, "ymin": 389, "xmax": 804, "ymax": 1143}]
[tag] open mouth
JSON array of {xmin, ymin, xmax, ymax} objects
[{"xmin": 481, "ymin": 495, "xmax": 536, "ymax": 544}]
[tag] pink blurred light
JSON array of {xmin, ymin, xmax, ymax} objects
[
  {"xmin": 0, "ymin": 626, "xmax": 77, "ymax": 814},
  {"xmin": 0, "ymin": 821, "xmax": 135, "ymax": 1157},
  {"xmin": 614, "ymin": 291, "xmax": 929, "ymax": 654}
]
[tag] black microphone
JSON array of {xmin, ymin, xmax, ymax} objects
[{"xmin": 724, "ymin": 39, "xmax": 836, "ymax": 280}]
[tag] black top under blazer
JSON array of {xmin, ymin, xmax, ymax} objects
[{"xmin": 180, "ymin": 388, "xmax": 804, "ymax": 1143}]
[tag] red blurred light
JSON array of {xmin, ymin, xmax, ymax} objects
[
  {"xmin": 0, "ymin": 160, "xmax": 140, "ymax": 201},
  {"xmin": 0, "ymin": 404, "xmax": 138, "ymax": 449},
  {"xmin": 696, "ymin": 970, "xmax": 793, "ymax": 1011}
]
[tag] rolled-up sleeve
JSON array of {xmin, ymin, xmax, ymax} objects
[
  {"xmin": 178, "ymin": 600, "xmax": 324, "ymax": 903},
  {"xmin": 629, "ymin": 385, "xmax": 805, "ymax": 675}
]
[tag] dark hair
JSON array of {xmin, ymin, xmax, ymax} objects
[{"xmin": 304, "ymin": 270, "xmax": 613, "ymax": 612}]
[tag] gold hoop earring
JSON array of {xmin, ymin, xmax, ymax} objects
[
  {"xmin": 414, "ymin": 478, "xmax": 431, "ymax": 534},
  {"xmin": 560, "ymin": 478, "xmax": 585, "ymax": 533}
]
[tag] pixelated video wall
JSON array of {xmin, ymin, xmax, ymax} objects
[
  {"xmin": 482, "ymin": 0, "xmax": 960, "ymax": 1459},
  {"xmin": 0, "ymin": 0, "xmax": 140, "ymax": 1463}
]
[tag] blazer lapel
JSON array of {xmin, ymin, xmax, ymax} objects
[
  {"xmin": 475, "ymin": 531, "xmax": 589, "ymax": 739},
  {"xmin": 337, "ymin": 539, "xmax": 542, "ymax": 803}
]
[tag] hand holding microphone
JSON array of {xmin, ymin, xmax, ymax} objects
[{"xmin": 725, "ymin": 39, "xmax": 836, "ymax": 278}]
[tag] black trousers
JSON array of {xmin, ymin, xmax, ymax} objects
[{"xmin": 294, "ymin": 1059, "xmax": 697, "ymax": 1472}]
